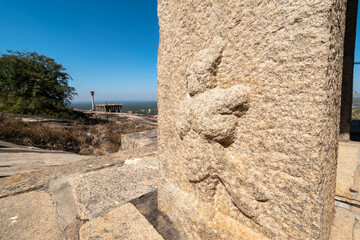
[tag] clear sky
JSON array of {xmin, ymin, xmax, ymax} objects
[
  {"xmin": 1, "ymin": 1, "xmax": 360, "ymax": 101},
  {"xmin": 353, "ymin": 3, "xmax": 360, "ymax": 94},
  {"xmin": 0, "ymin": 0, "xmax": 159, "ymax": 102}
]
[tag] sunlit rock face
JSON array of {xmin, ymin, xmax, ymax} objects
[{"xmin": 157, "ymin": 1, "xmax": 347, "ymax": 239}]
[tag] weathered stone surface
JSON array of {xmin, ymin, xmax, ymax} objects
[
  {"xmin": 130, "ymin": 191, "xmax": 181, "ymax": 240},
  {"xmin": 329, "ymin": 207, "xmax": 356, "ymax": 240},
  {"xmin": 0, "ymin": 144, "xmax": 156, "ymax": 198},
  {"xmin": 49, "ymin": 156, "xmax": 158, "ymax": 225},
  {"xmin": 354, "ymin": 220, "xmax": 360, "ymax": 240},
  {"xmin": 336, "ymin": 141, "xmax": 360, "ymax": 205},
  {"xmin": 65, "ymin": 219, "xmax": 85, "ymax": 240},
  {"xmin": 79, "ymin": 203, "xmax": 164, "ymax": 240},
  {"xmin": 157, "ymin": 1, "xmax": 347, "ymax": 239},
  {"xmin": 121, "ymin": 129, "xmax": 157, "ymax": 150},
  {"xmin": 49, "ymin": 174, "xmax": 80, "ymax": 230},
  {"xmin": 0, "ymin": 191, "xmax": 65, "ymax": 240},
  {"xmin": 0, "ymin": 140, "xmax": 86, "ymax": 177}
]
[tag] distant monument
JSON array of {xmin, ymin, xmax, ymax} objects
[
  {"xmin": 90, "ymin": 91, "xmax": 95, "ymax": 111},
  {"xmin": 96, "ymin": 103, "xmax": 122, "ymax": 113}
]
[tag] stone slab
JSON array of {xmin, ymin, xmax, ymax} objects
[
  {"xmin": 49, "ymin": 174, "xmax": 80, "ymax": 230},
  {"xmin": 0, "ymin": 144, "xmax": 157, "ymax": 198},
  {"xmin": 73, "ymin": 156, "xmax": 158, "ymax": 220},
  {"xmin": 0, "ymin": 191, "xmax": 65, "ymax": 240},
  {"xmin": 121, "ymin": 129, "xmax": 157, "ymax": 150},
  {"xmin": 336, "ymin": 141, "xmax": 360, "ymax": 205},
  {"xmin": 0, "ymin": 140, "xmax": 86, "ymax": 177},
  {"xmin": 79, "ymin": 203, "xmax": 163, "ymax": 240},
  {"xmin": 329, "ymin": 207, "xmax": 356, "ymax": 240},
  {"xmin": 49, "ymin": 156, "xmax": 158, "ymax": 227}
]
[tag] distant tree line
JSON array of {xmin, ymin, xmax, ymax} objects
[{"xmin": 0, "ymin": 50, "xmax": 77, "ymax": 118}]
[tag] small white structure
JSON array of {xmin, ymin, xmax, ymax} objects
[{"xmin": 90, "ymin": 91, "xmax": 95, "ymax": 111}]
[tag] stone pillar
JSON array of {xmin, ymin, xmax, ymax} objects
[
  {"xmin": 157, "ymin": 1, "xmax": 347, "ymax": 239},
  {"xmin": 339, "ymin": 0, "xmax": 358, "ymax": 141},
  {"xmin": 90, "ymin": 91, "xmax": 95, "ymax": 111}
]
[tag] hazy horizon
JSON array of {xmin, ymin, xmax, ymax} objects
[
  {"xmin": 71, "ymin": 99, "xmax": 157, "ymax": 103},
  {"xmin": 70, "ymin": 100, "xmax": 157, "ymax": 115}
]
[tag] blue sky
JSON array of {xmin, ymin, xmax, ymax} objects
[
  {"xmin": 353, "ymin": 3, "xmax": 360, "ymax": 94},
  {"xmin": 1, "ymin": 1, "xmax": 360, "ymax": 101},
  {"xmin": 0, "ymin": 0, "xmax": 159, "ymax": 101}
]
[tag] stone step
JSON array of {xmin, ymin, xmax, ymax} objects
[
  {"xmin": 79, "ymin": 203, "xmax": 164, "ymax": 240},
  {"xmin": 49, "ymin": 156, "xmax": 158, "ymax": 230}
]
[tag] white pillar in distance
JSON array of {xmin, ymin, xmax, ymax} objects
[{"xmin": 90, "ymin": 91, "xmax": 95, "ymax": 111}]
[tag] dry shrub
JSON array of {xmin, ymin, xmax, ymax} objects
[
  {"xmin": 0, "ymin": 114, "xmax": 155, "ymax": 155},
  {"xmin": 0, "ymin": 115, "xmax": 87, "ymax": 152}
]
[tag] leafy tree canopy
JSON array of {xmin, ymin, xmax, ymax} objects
[{"xmin": 0, "ymin": 50, "xmax": 77, "ymax": 117}]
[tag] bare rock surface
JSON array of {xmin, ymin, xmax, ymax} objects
[
  {"xmin": 0, "ymin": 144, "xmax": 156, "ymax": 198},
  {"xmin": 0, "ymin": 142, "xmax": 159, "ymax": 240},
  {"xmin": 121, "ymin": 129, "xmax": 157, "ymax": 150},
  {"xmin": 0, "ymin": 140, "xmax": 86, "ymax": 177},
  {"xmin": 354, "ymin": 221, "xmax": 360, "ymax": 240},
  {"xmin": 49, "ymin": 174, "xmax": 80, "ymax": 230},
  {"xmin": 130, "ymin": 191, "xmax": 181, "ymax": 240},
  {"xmin": 65, "ymin": 219, "xmax": 85, "ymax": 240},
  {"xmin": 0, "ymin": 190, "xmax": 65, "ymax": 240},
  {"xmin": 330, "ymin": 207, "xmax": 356, "ymax": 240},
  {"xmin": 79, "ymin": 203, "xmax": 163, "ymax": 240},
  {"xmin": 49, "ymin": 156, "xmax": 158, "ymax": 227},
  {"xmin": 336, "ymin": 141, "xmax": 360, "ymax": 205},
  {"xmin": 76, "ymin": 109, "xmax": 158, "ymax": 126}
]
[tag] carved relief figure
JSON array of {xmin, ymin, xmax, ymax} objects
[{"xmin": 176, "ymin": 36, "xmax": 271, "ymax": 229}]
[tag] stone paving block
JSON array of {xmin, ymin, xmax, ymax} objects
[
  {"xmin": 79, "ymin": 203, "xmax": 163, "ymax": 240},
  {"xmin": 0, "ymin": 191, "xmax": 65, "ymax": 240},
  {"xmin": 49, "ymin": 156, "xmax": 158, "ymax": 228}
]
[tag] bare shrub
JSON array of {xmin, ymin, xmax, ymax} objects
[{"xmin": 0, "ymin": 114, "xmax": 155, "ymax": 155}]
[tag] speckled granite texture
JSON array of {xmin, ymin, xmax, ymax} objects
[{"xmin": 157, "ymin": 1, "xmax": 347, "ymax": 239}]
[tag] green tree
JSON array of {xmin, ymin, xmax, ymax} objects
[{"xmin": 0, "ymin": 50, "xmax": 77, "ymax": 117}]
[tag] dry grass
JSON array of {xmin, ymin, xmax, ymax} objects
[{"xmin": 0, "ymin": 114, "xmax": 155, "ymax": 155}]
